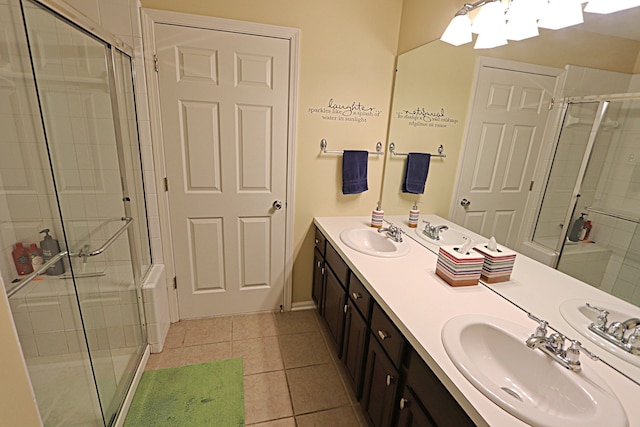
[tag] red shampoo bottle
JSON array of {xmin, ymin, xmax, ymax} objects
[{"xmin": 12, "ymin": 242, "xmax": 34, "ymax": 275}]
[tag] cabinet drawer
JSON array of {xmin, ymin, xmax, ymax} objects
[
  {"xmin": 371, "ymin": 304, "xmax": 405, "ymax": 368},
  {"xmin": 349, "ymin": 272, "xmax": 372, "ymax": 319},
  {"xmin": 325, "ymin": 243, "xmax": 349, "ymax": 287},
  {"xmin": 405, "ymin": 348, "xmax": 474, "ymax": 427},
  {"xmin": 314, "ymin": 227, "xmax": 326, "ymax": 256}
]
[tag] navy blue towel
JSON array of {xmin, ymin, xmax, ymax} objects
[
  {"xmin": 402, "ymin": 152, "xmax": 431, "ymax": 194},
  {"xmin": 342, "ymin": 150, "xmax": 369, "ymax": 194}
]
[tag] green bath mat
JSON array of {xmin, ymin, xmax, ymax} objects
[{"xmin": 124, "ymin": 358, "xmax": 244, "ymax": 427}]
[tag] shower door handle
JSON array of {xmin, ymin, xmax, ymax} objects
[{"xmin": 460, "ymin": 198, "xmax": 471, "ymax": 208}]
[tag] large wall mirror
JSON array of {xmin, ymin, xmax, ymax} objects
[{"xmin": 382, "ymin": 8, "xmax": 640, "ymax": 382}]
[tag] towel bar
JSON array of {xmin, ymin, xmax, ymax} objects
[
  {"xmin": 389, "ymin": 142, "xmax": 446, "ymax": 158},
  {"xmin": 320, "ymin": 139, "xmax": 384, "ymax": 155}
]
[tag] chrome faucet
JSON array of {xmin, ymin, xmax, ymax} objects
[
  {"xmin": 586, "ymin": 303, "xmax": 640, "ymax": 355},
  {"xmin": 525, "ymin": 314, "xmax": 598, "ymax": 372},
  {"xmin": 422, "ymin": 221, "xmax": 449, "ymax": 240},
  {"xmin": 378, "ymin": 223, "xmax": 403, "ymax": 243}
]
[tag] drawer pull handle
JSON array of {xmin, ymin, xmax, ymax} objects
[
  {"xmin": 352, "ymin": 292, "xmax": 362, "ymax": 300},
  {"xmin": 400, "ymin": 398, "xmax": 409, "ymax": 410},
  {"xmin": 378, "ymin": 330, "xmax": 390, "ymax": 341},
  {"xmin": 317, "ymin": 261, "xmax": 321, "ymax": 268},
  {"xmin": 344, "ymin": 304, "xmax": 349, "ymax": 314},
  {"xmin": 321, "ymin": 267, "xmax": 325, "ymax": 275},
  {"xmin": 315, "ymin": 238, "xmax": 319, "ymax": 244},
  {"xmin": 386, "ymin": 374, "xmax": 394, "ymax": 387}
]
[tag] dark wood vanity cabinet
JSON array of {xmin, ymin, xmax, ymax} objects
[
  {"xmin": 319, "ymin": 242, "xmax": 350, "ymax": 356},
  {"xmin": 323, "ymin": 265, "xmax": 347, "ymax": 355},
  {"xmin": 397, "ymin": 386, "xmax": 435, "ymax": 427},
  {"xmin": 362, "ymin": 335, "xmax": 400, "ymax": 427},
  {"xmin": 312, "ymin": 228, "xmax": 327, "ymax": 314},
  {"xmin": 312, "ymin": 248, "xmax": 325, "ymax": 314},
  {"xmin": 362, "ymin": 303, "xmax": 407, "ymax": 427},
  {"xmin": 312, "ymin": 226, "xmax": 478, "ymax": 427},
  {"xmin": 341, "ymin": 273, "xmax": 371, "ymax": 399},
  {"xmin": 402, "ymin": 348, "xmax": 475, "ymax": 427}
]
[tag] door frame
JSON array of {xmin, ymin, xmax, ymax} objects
[
  {"xmin": 449, "ymin": 56, "xmax": 562, "ymax": 250},
  {"xmin": 141, "ymin": 9, "xmax": 299, "ymax": 320}
]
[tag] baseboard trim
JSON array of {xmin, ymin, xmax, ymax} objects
[{"xmin": 291, "ymin": 300, "xmax": 315, "ymax": 311}]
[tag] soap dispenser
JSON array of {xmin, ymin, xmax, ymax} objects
[
  {"xmin": 40, "ymin": 229, "xmax": 65, "ymax": 275},
  {"xmin": 371, "ymin": 201, "xmax": 384, "ymax": 228},
  {"xmin": 408, "ymin": 200, "xmax": 420, "ymax": 228},
  {"xmin": 568, "ymin": 213, "xmax": 586, "ymax": 242}
]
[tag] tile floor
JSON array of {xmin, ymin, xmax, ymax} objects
[{"xmin": 146, "ymin": 309, "xmax": 367, "ymax": 426}]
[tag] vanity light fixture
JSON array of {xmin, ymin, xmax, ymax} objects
[
  {"xmin": 537, "ymin": 0, "xmax": 584, "ymax": 30},
  {"xmin": 440, "ymin": 0, "xmax": 640, "ymax": 49}
]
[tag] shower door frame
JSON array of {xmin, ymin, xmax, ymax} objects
[{"xmin": 16, "ymin": 0, "xmax": 152, "ymax": 425}]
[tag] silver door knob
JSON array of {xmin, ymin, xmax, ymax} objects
[
  {"xmin": 460, "ymin": 198, "xmax": 471, "ymax": 207},
  {"xmin": 273, "ymin": 200, "xmax": 283, "ymax": 210}
]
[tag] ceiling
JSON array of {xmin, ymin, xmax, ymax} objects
[{"xmin": 582, "ymin": 7, "xmax": 640, "ymax": 41}]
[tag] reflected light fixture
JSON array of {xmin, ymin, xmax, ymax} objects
[
  {"xmin": 440, "ymin": 0, "xmax": 640, "ymax": 50},
  {"xmin": 473, "ymin": 1, "xmax": 508, "ymax": 48},
  {"xmin": 440, "ymin": 8, "xmax": 473, "ymax": 46},
  {"xmin": 537, "ymin": 0, "xmax": 584, "ymax": 30}
]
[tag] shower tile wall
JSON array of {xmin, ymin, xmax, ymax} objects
[
  {"xmin": 1, "ymin": 0, "xmax": 162, "ymax": 282},
  {"xmin": 1, "ymin": 0, "xmax": 164, "ymax": 356},
  {"xmin": 0, "ymin": 2, "xmax": 61, "ymax": 287}
]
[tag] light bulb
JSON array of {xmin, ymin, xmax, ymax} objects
[
  {"xmin": 538, "ymin": 0, "xmax": 584, "ymax": 30},
  {"xmin": 440, "ymin": 14, "xmax": 473, "ymax": 46}
]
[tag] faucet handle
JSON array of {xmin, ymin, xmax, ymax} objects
[
  {"xmin": 528, "ymin": 313, "xmax": 548, "ymax": 337},
  {"xmin": 568, "ymin": 340, "xmax": 599, "ymax": 362},
  {"xmin": 586, "ymin": 303, "xmax": 609, "ymax": 328},
  {"xmin": 627, "ymin": 326, "xmax": 640, "ymax": 346}
]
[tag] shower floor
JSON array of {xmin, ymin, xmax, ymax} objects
[{"xmin": 27, "ymin": 347, "xmax": 140, "ymax": 427}]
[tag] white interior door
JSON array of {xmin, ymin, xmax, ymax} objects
[
  {"xmin": 155, "ymin": 23, "xmax": 290, "ymax": 318},
  {"xmin": 452, "ymin": 65, "xmax": 556, "ymax": 249}
]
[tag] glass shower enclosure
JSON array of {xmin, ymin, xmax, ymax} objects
[
  {"xmin": 1, "ymin": 0, "xmax": 151, "ymax": 425},
  {"xmin": 532, "ymin": 94, "xmax": 640, "ymax": 306}
]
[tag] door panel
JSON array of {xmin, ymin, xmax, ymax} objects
[
  {"xmin": 155, "ymin": 24, "xmax": 290, "ymax": 317},
  {"xmin": 453, "ymin": 66, "xmax": 556, "ymax": 249}
]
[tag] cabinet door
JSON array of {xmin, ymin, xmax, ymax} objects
[
  {"xmin": 361, "ymin": 335, "xmax": 399, "ymax": 427},
  {"xmin": 322, "ymin": 267, "xmax": 346, "ymax": 355},
  {"xmin": 405, "ymin": 348, "xmax": 475, "ymax": 427},
  {"xmin": 397, "ymin": 386, "xmax": 435, "ymax": 427},
  {"xmin": 312, "ymin": 248, "xmax": 325, "ymax": 314},
  {"xmin": 341, "ymin": 299, "xmax": 368, "ymax": 399}
]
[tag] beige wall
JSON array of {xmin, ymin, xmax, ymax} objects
[
  {"xmin": 141, "ymin": 0, "xmax": 404, "ymax": 303},
  {"xmin": 397, "ymin": 0, "xmax": 459, "ymax": 54},
  {"xmin": 381, "ymin": 41, "xmax": 475, "ymax": 217}
]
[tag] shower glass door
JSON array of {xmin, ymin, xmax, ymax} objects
[
  {"xmin": 21, "ymin": 1, "xmax": 147, "ymax": 425},
  {"xmin": 532, "ymin": 101, "xmax": 600, "ymax": 252}
]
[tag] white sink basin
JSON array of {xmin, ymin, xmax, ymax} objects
[
  {"xmin": 442, "ymin": 314, "xmax": 627, "ymax": 427},
  {"xmin": 560, "ymin": 299, "xmax": 640, "ymax": 367},
  {"xmin": 340, "ymin": 227, "xmax": 410, "ymax": 258},
  {"xmin": 415, "ymin": 226, "xmax": 471, "ymax": 247}
]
